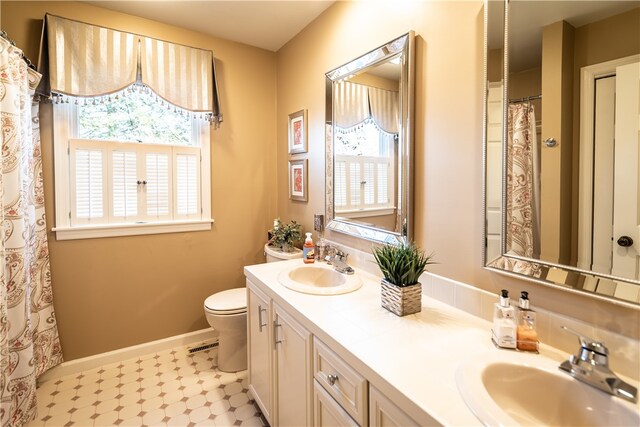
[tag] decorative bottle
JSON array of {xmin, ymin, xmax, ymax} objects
[
  {"xmin": 516, "ymin": 291, "xmax": 538, "ymax": 351},
  {"xmin": 303, "ymin": 232, "xmax": 315, "ymax": 264},
  {"xmin": 492, "ymin": 289, "xmax": 517, "ymax": 349}
]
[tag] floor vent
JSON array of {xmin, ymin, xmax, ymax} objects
[{"xmin": 187, "ymin": 341, "xmax": 219, "ymax": 354}]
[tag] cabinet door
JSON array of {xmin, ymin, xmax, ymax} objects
[
  {"xmin": 314, "ymin": 380, "xmax": 358, "ymax": 427},
  {"xmin": 273, "ymin": 302, "xmax": 312, "ymax": 427},
  {"xmin": 247, "ymin": 282, "xmax": 272, "ymax": 424},
  {"xmin": 369, "ymin": 386, "xmax": 419, "ymax": 427}
]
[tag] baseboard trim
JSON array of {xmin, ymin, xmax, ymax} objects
[{"xmin": 39, "ymin": 328, "xmax": 216, "ymax": 383}]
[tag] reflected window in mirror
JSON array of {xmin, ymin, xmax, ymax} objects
[{"xmin": 325, "ymin": 32, "xmax": 414, "ymax": 245}]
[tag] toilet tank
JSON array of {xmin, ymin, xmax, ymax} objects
[{"xmin": 264, "ymin": 244, "xmax": 303, "ymax": 263}]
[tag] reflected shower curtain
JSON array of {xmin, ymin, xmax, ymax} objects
[
  {"xmin": 0, "ymin": 38, "xmax": 63, "ymax": 427},
  {"xmin": 496, "ymin": 103, "xmax": 541, "ymax": 276}
]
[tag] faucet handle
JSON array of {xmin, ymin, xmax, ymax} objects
[
  {"xmin": 561, "ymin": 326, "xmax": 608, "ymax": 356},
  {"xmin": 334, "ymin": 249, "xmax": 348, "ymax": 261},
  {"xmin": 562, "ymin": 326, "xmax": 609, "ymax": 368}
]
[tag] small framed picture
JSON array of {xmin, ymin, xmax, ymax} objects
[
  {"xmin": 288, "ymin": 109, "xmax": 308, "ymax": 154},
  {"xmin": 289, "ymin": 159, "xmax": 308, "ymax": 202}
]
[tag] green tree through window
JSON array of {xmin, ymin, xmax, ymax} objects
[{"xmin": 78, "ymin": 87, "xmax": 193, "ymax": 146}]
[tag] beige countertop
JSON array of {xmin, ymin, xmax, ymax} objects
[{"xmin": 244, "ymin": 259, "xmax": 584, "ymax": 426}]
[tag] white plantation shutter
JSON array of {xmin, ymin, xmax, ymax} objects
[
  {"xmin": 145, "ymin": 152, "xmax": 171, "ymax": 218},
  {"xmin": 335, "ymin": 161, "xmax": 347, "ymax": 208},
  {"xmin": 175, "ymin": 150, "xmax": 200, "ymax": 217},
  {"xmin": 111, "ymin": 150, "xmax": 138, "ymax": 219},
  {"xmin": 349, "ymin": 163, "xmax": 361, "ymax": 207},
  {"xmin": 75, "ymin": 149, "xmax": 104, "ymax": 220},
  {"xmin": 377, "ymin": 163, "xmax": 389, "ymax": 204},
  {"xmin": 362, "ymin": 162, "xmax": 375, "ymax": 205}
]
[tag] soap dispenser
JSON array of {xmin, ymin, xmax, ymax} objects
[
  {"xmin": 303, "ymin": 232, "xmax": 315, "ymax": 264},
  {"xmin": 516, "ymin": 291, "xmax": 538, "ymax": 351},
  {"xmin": 492, "ymin": 290, "xmax": 517, "ymax": 349}
]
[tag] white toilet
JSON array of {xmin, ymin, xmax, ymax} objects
[
  {"xmin": 203, "ymin": 245, "xmax": 302, "ymax": 372},
  {"xmin": 264, "ymin": 243, "xmax": 303, "ymax": 263},
  {"xmin": 204, "ymin": 288, "xmax": 247, "ymax": 372}
]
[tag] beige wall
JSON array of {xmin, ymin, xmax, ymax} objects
[
  {"xmin": 2, "ymin": 1, "xmax": 278, "ymax": 360},
  {"xmin": 276, "ymin": 1, "xmax": 639, "ymax": 339}
]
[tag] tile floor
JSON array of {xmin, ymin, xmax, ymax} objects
[{"xmin": 27, "ymin": 344, "xmax": 267, "ymax": 427}]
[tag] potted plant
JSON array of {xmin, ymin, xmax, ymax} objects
[
  {"xmin": 268, "ymin": 218, "xmax": 302, "ymax": 252},
  {"xmin": 372, "ymin": 241, "xmax": 434, "ymax": 316}
]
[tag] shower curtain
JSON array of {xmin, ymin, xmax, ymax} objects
[
  {"xmin": 495, "ymin": 102, "xmax": 541, "ymax": 276},
  {"xmin": 0, "ymin": 37, "xmax": 63, "ymax": 427}
]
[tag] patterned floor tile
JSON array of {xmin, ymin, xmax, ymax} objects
[{"xmin": 27, "ymin": 345, "xmax": 267, "ymax": 427}]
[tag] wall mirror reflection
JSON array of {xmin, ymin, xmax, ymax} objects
[
  {"xmin": 484, "ymin": 0, "xmax": 640, "ymax": 304},
  {"xmin": 325, "ymin": 32, "xmax": 415, "ymax": 244}
]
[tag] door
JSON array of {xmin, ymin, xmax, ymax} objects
[
  {"xmin": 612, "ymin": 61, "xmax": 640, "ymax": 280},
  {"xmin": 273, "ymin": 302, "xmax": 312, "ymax": 426},
  {"xmin": 247, "ymin": 282, "xmax": 272, "ymax": 424},
  {"xmin": 314, "ymin": 380, "xmax": 358, "ymax": 427}
]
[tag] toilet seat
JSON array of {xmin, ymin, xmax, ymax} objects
[{"xmin": 204, "ymin": 288, "xmax": 247, "ymax": 315}]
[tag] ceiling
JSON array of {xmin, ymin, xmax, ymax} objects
[
  {"xmin": 489, "ymin": 0, "xmax": 640, "ymax": 72},
  {"xmin": 88, "ymin": 0, "xmax": 335, "ymax": 52}
]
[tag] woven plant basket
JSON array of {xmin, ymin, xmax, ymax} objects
[{"xmin": 381, "ymin": 279, "xmax": 422, "ymax": 316}]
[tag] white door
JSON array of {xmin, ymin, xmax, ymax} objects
[
  {"xmin": 612, "ymin": 61, "xmax": 640, "ymax": 280},
  {"xmin": 247, "ymin": 284, "xmax": 272, "ymax": 424},
  {"xmin": 273, "ymin": 303, "xmax": 312, "ymax": 426},
  {"xmin": 486, "ymin": 82, "xmax": 504, "ymax": 261},
  {"xmin": 591, "ymin": 76, "xmax": 615, "ymax": 274}
]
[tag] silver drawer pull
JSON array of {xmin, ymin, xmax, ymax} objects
[
  {"xmin": 274, "ymin": 316, "xmax": 284, "ymax": 346},
  {"xmin": 258, "ymin": 304, "xmax": 267, "ymax": 332},
  {"xmin": 327, "ymin": 374, "xmax": 339, "ymax": 385}
]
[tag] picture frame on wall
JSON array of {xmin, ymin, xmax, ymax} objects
[
  {"xmin": 288, "ymin": 109, "xmax": 308, "ymax": 154},
  {"xmin": 289, "ymin": 159, "xmax": 308, "ymax": 202}
]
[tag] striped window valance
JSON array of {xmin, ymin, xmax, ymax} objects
[
  {"xmin": 334, "ymin": 81, "xmax": 398, "ymax": 134},
  {"xmin": 38, "ymin": 14, "xmax": 222, "ymax": 124}
]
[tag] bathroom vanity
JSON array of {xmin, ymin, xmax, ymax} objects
[{"xmin": 244, "ymin": 260, "xmax": 640, "ymax": 426}]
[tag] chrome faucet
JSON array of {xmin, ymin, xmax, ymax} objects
[
  {"xmin": 325, "ymin": 248, "xmax": 354, "ymax": 275},
  {"xmin": 558, "ymin": 326, "xmax": 637, "ymax": 403}
]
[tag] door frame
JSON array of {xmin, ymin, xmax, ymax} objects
[{"xmin": 577, "ymin": 54, "xmax": 640, "ymax": 270}]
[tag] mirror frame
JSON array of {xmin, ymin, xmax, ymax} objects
[
  {"xmin": 482, "ymin": 0, "xmax": 640, "ymax": 307},
  {"xmin": 325, "ymin": 31, "xmax": 415, "ymax": 245}
]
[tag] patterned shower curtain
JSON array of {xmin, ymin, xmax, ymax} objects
[
  {"xmin": 492, "ymin": 102, "xmax": 541, "ymax": 276},
  {"xmin": 0, "ymin": 37, "xmax": 63, "ymax": 427}
]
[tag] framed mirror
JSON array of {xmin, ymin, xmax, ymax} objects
[
  {"xmin": 325, "ymin": 32, "xmax": 415, "ymax": 245},
  {"xmin": 483, "ymin": 0, "xmax": 640, "ymax": 305}
]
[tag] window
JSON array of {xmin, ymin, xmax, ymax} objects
[
  {"xmin": 53, "ymin": 87, "xmax": 212, "ymax": 240},
  {"xmin": 334, "ymin": 119, "xmax": 396, "ymax": 216}
]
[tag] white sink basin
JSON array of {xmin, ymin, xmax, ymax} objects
[
  {"xmin": 456, "ymin": 351, "xmax": 640, "ymax": 426},
  {"xmin": 277, "ymin": 263, "xmax": 362, "ymax": 295}
]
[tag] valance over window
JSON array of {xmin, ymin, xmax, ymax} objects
[
  {"xmin": 39, "ymin": 14, "xmax": 222, "ymax": 124},
  {"xmin": 334, "ymin": 81, "xmax": 398, "ymax": 134}
]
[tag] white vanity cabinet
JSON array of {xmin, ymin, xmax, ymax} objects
[
  {"xmin": 246, "ymin": 280, "xmax": 312, "ymax": 427},
  {"xmin": 247, "ymin": 283, "xmax": 273, "ymax": 423},
  {"xmin": 273, "ymin": 302, "xmax": 313, "ymax": 426},
  {"xmin": 369, "ymin": 386, "xmax": 420, "ymax": 427}
]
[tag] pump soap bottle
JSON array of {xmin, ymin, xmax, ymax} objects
[
  {"xmin": 303, "ymin": 232, "xmax": 315, "ymax": 264},
  {"xmin": 492, "ymin": 290, "xmax": 517, "ymax": 349},
  {"xmin": 516, "ymin": 291, "xmax": 538, "ymax": 351}
]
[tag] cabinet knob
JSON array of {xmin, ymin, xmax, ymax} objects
[{"xmin": 327, "ymin": 374, "xmax": 339, "ymax": 386}]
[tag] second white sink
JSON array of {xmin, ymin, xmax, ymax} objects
[
  {"xmin": 278, "ymin": 263, "xmax": 362, "ymax": 295},
  {"xmin": 456, "ymin": 351, "xmax": 640, "ymax": 426}
]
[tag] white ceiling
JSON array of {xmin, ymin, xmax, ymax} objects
[
  {"xmin": 489, "ymin": 0, "xmax": 640, "ymax": 72},
  {"xmin": 88, "ymin": 0, "xmax": 335, "ymax": 52}
]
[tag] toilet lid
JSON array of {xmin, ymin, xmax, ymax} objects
[{"xmin": 204, "ymin": 288, "xmax": 247, "ymax": 314}]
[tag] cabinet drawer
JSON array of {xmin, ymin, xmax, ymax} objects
[
  {"xmin": 313, "ymin": 337, "xmax": 367, "ymax": 426},
  {"xmin": 314, "ymin": 380, "xmax": 358, "ymax": 427}
]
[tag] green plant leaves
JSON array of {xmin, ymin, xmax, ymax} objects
[{"xmin": 372, "ymin": 242, "xmax": 434, "ymax": 287}]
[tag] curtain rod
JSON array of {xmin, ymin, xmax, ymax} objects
[
  {"xmin": 509, "ymin": 94, "xmax": 541, "ymax": 104},
  {"xmin": 1, "ymin": 30, "xmax": 36, "ymax": 70}
]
